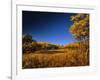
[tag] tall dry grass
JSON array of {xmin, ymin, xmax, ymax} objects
[{"xmin": 22, "ymin": 41, "xmax": 89, "ymax": 68}]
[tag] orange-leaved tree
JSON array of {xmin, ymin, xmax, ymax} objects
[{"xmin": 69, "ymin": 14, "xmax": 89, "ymax": 41}]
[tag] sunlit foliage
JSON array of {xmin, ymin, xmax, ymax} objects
[{"xmin": 69, "ymin": 14, "xmax": 89, "ymax": 41}]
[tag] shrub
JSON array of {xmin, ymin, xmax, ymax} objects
[{"xmin": 22, "ymin": 34, "xmax": 34, "ymax": 44}]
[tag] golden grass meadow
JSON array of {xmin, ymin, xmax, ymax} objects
[{"xmin": 22, "ymin": 41, "xmax": 89, "ymax": 69}]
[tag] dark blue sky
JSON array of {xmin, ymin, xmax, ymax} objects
[{"xmin": 22, "ymin": 11, "xmax": 77, "ymax": 45}]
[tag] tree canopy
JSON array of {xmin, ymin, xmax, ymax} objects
[
  {"xmin": 22, "ymin": 34, "xmax": 36, "ymax": 44},
  {"xmin": 69, "ymin": 14, "xmax": 89, "ymax": 41}
]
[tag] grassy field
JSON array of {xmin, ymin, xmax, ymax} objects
[{"xmin": 22, "ymin": 46, "xmax": 89, "ymax": 69}]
